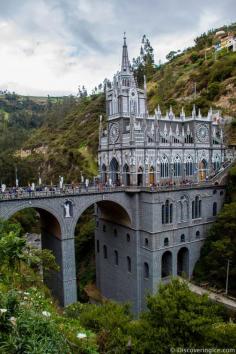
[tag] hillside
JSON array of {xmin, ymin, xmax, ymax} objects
[{"xmin": 1, "ymin": 23, "xmax": 236, "ymax": 186}]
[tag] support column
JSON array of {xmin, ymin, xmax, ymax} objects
[
  {"xmin": 42, "ymin": 233, "xmax": 77, "ymax": 306},
  {"xmin": 61, "ymin": 236, "xmax": 77, "ymax": 306}
]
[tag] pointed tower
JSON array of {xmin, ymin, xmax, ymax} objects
[{"xmin": 121, "ymin": 33, "xmax": 131, "ymax": 74}]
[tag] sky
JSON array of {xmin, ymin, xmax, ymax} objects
[{"xmin": 0, "ymin": 0, "xmax": 235, "ymax": 96}]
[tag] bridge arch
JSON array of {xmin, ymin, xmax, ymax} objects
[
  {"xmin": 4, "ymin": 204, "xmax": 64, "ymax": 238},
  {"xmin": 2, "ymin": 203, "xmax": 68, "ymax": 305},
  {"xmin": 71, "ymin": 197, "xmax": 132, "ymax": 237}
]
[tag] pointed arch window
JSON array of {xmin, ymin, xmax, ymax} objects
[
  {"xmin": 186, "ymin": 156, "xmax": 193, "ymax": 176},
  {"xmin": 162, "ymin": 200, "xmax": 173, "ymax": 224},
  {"xmin": 192, "ymin": 196, "xmax": 202, "ymax": 219},
  {"xmin": 161, "ymin": 155, "xmax": 169, "ymax": 178},
  {"xmin": 213, "ymin": 155, "xmax": 221, "ymax": 171},
  {"xmin": 173, "ymin": 155, "xmax": 181, "ymax": 177}
]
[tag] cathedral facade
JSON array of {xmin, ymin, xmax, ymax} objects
[
  {"xmin": 98, "ymin": 36, "xmax": 225, "ymax": 186},
  {"xmin": 95, "ymin": 36, "xmax": 226, "ymax": 313}
]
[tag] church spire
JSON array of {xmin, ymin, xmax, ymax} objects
[{"xmin": 121, "ymin": 32, "xmax": 130, "ymax": 73}]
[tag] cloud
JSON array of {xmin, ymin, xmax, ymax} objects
[{"xmin": 0, "ymin": 0, "xmax": 235, "ymax": 95}]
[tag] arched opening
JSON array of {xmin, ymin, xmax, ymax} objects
[
  {"xmin": 8, "ymin": 207, "xmax": 63, "ymax": 304},
  {"xmin": 123, "ymin": 164, "xmax": 130, "ymax": 186},
  {"xmin": 101, "ymin": 164, "xmax": 107, "ymax": 183},
  {"xmin": 73, "ymin": 199, "xmax": 132, "ymax": 305},
  {"xmin": 137, "ymin": 166, "xmax": 143, "ymax": 186},
  {"xmin": 149, "ymin": 166, "xmax": 155, "ymax": 185},
  {"xmin": 109, "ymin": 158, "xmax": 120, "ymax": 185},
  {"xmin": 161, "ymin": 251, "xmax": 172, "ymax": 278},
  {"xmin": 198, "ymin": 159, "xmax": 207, "ymax": 181},
  {"xmin": 177, "ymin": 247, "xmax": 189, "ymax": 277}
]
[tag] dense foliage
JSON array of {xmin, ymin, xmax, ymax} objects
[
  {"xmin": 0, "ymin": 217, "xmax": 235, "ymax": 353},
  {"xmin": 65, "ymin": 280, "xmax": 236, "ymax": 354},
  {"xmin": 194, "ymin": 188, "xmax": 236, "ymax": 295}
]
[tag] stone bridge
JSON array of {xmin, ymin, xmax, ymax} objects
[
  {"xmin": 0, "ymin": 180, "xmax": 228, "ymax": 312},
  {"xmin": 0, "ymin": 187, "xmax": 137, "ymax": 306}
]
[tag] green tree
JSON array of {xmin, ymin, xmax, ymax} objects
[
  {"xmin": 132, "ymin": 34, "xmax": 156, "ymax": 85},
  {"xmin": 194, "ymin": 202, "xmax": 236, "ymax": 295},
  {"xmin": 132, "ymin": 279, "xmax": 227, "ymax": 353}
]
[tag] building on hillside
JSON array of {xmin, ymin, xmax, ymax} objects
[
  {"xmin": 95, "ymin": 36, "xmax": 227, "ymax": 313},
  {"xmin": 98, "ymin": 35, "xmax": 226, "ymax": 187},
  {"xmin": 214, "ymin": 33, "xmax": 236, "ymax": 52}
]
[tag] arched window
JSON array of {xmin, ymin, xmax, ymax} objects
[
  {"xmin": 101, "ymin": 164, "xmax": 107, "ymax": 183},
  {"xmin": 186, "ymin": 156, "xmax": 193, "ymax": 176},
  {"xmin": 161, "ymin": 155, "xmax": 169, "ymax": 178},
  {"xmin": 149, "ymin": 166, "xmax": 155, "ymax": 185},
  {"xmin": 145, "ymin": 238, "xmax": 149, "ymax": 247},
  {"xmin": 181, "ymin": 234, "xmax": 185, "ymax": 243},
  {"xmin": 173, "ymin": 155, "xmax": 181, "ymax": 177},
  {"xmin": 123, "ymin": 164, "xmax": 130, "ymax": 186},
  {"xmin": 126, "ymin": 233, "xmax": 130, "ymax": 242},
  {"xmin": 137, "ymin": 166, "xmax": 143, "ymax": 186},
  {"xmin": 97, "ymin": 240, "xmax": 100, "ymax": 253},
  {"xmin": 213, "ymin": 202, "xmax": 217, "ymax": 216},
  {"xmin": 213, "ymin": 155, "xmax": 221, "ymax": 171},
  {"xmin": 109, "ymin": 158, "xmax": 119, "ymax": 184},
  {"xmin": 103, "ymin": 245, "xmax": 107, "ymax": 259},
  {"xmin": 192, "ymin": 196, "xmax": 201, "ymax": 219},
  {"xmin": 162, "ymin": 200, "xmax": 173, "ymax": 224},
  {"xmin": 164, "ymin": 237, "xmax": 169, "ymax": 247},
  {"xmin": 196, "ymin": 230, "xmax": 200, "ymax": 239},
  {"xmin": 114, "ymin": 250, "xmax": 119, "ymax": 265},
  {"xmin": 127, "ymin": 256, "xmax": 131, "ymax": 272},
  {"xmin": 103, "ymin": 225, "xmax": 106, "ymax": 232},
  {"xmin": 144, "ymin": 262, "xmax": 149, "ymax": 278},
  {"xmin": 185, "ymin": 133, "xmax": 193, "ymax": 144},
  {"xmin": 114, "ymin": 228, "xmax": 117, "ymax": 237}
]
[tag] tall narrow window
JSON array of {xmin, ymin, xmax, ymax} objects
[
  {"xmin": 162, "ymin": 200, "xmax": 173, "ymax": 224},
  {"xmin": 160, "ymin": 155, "xmax": 169, "ymax": 178},
  {"xmin": 186, "ymin": 156, "xmax": 193, "ymax": 176},
  {"xmin": 144, "ymin": 262, "xmax": 149, "ymax": 279},
  {"xmin": 164, "ymin": 237, "xmax": 169, "ymax": 247},
  {"xmin": 127, "ymin": 256, "xmax": 131, "ymax": 272},
  {"xmin": 103, "ymin": 245, "xmax": 107, "ymax": 259},
  {"xmin": 192, "ymin": 196, "xmax": 201, "ymax": 219},
  {"xmin": 114, "ymin": 250, "xmax": 119, "ymax": 265},
  {"xmin": 97, "ymin": 240, "xmax": 100, "ymax": 253},
  {"xmin": 181, "ymin": 234, "xmax": 185, "ymax": 243},
  {"xmin": 213, "ymin": 202, "xmax": 217, "ymax": 216},
  {"xmin": 162, "ymin": 205, "xmax": 165, "ymax": 224},
  {"xmin": 173, "ymin": 155, "xmax": 181, "ymax": 177}
]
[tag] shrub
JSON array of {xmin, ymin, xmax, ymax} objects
[{"xmin": 206, "ymin": 82, "xmax": 220, "ymax": 100}]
